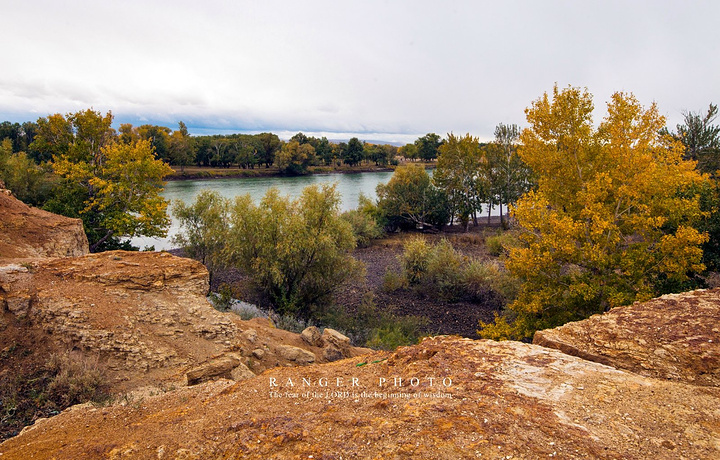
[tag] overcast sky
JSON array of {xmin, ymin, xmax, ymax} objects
[{"xmin": 1, "ymin": 0, "xmax": 718, "ymax": 143}]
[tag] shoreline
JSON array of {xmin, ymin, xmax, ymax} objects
[{"xmin": 165, "ymin": 163, "xmax": 435, "ymax": 181}]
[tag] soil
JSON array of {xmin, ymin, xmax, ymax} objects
[{"xmin": 205, "ymin": 220, "xmax": 507, "ymax": 341}]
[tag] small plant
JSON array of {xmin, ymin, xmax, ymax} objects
[
  {"xmin": 485, "ymin": 232, "xmax": 517, "ymax": 257},
  {"xmin": 400, "ymin": 237, "xmax": 431, "ymax": 284},
  {"xmin": 341, "ymin": 208, "xmax": 384, "ymax": 248},
  {"xmin": 269, "ymin": 312, "xmax": 317, "ymax": 333},
  {"xmin": 381, "ymin": 269, "xmax": 408, "ymax": 292},
  {"xmin": 208, "ymin": 283, "xmax": 234, "ymax": 311},
  {"xmin": 231, "ymin": 301, "xmax": 269, "ymax": 320},
  {"xmin": 46, "ymin": 352, "xmax": 109, "ymax": 407}
]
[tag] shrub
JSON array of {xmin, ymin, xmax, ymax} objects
[
  {"xmin": 400, "ymin": 237, "xmax": 431, "ymax": 284},
  {"xmin": 423, "ymin": 239, "xmax": 465, "ymax": 300},
  {"xmin": 463, "ymin": 259, "xmax": 518, "ymax": 302},
  {"xmin": 485, "ymin": 232, "xmax": 517, "ymax": 257},
  {"xmin": 341, "ymin": 208, "xmax": 383, "ymax": 247},
  {"xmin": 224, "ymin": 183, "xmax": 364, "ymax": 317},
  {"xmin": 172, "ymin": 190, "xmax": 230, "ymax": 283},
  {"xmin": 317, "ymin": 293, "xmax": 426, "ymax": 349},
  {"xmin": 365, "ymin": 315, "xmax": 427, "ymax": 351},
  {"xmin": 381, "ymin": 269, "xmax": 408, "ymax": 292},
  {"xmin": 46, "ymin": 353, "xmax": 109, "ymax": 407}
]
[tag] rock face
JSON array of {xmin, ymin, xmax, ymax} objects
[
  {"xmin": 0, "ymin": 250, "xmax": 369, "ymax": 393},
  {"xmin": 534, "ymin": 289, "xmax": 720, "ymax": 387},
  {"xmin": 0, "ymin": 191, "xmax": 88, "ymax": 259},
  {"xmin": 2, "ymin": 335, "xmax": 718, "ymax": 459}
]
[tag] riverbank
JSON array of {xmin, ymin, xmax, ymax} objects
[{"xmin": 166, "ymin": 162, "xmax": 435, "ymax": 180}]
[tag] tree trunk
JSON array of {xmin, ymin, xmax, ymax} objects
[{"xmin": 90, "ymin": 229, "xmax": 114, "ymax": 253}]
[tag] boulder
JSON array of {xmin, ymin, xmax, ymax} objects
[
  {"xmin": 534, "ymin": 289, "xmax": 720, "ymax": 387},
  {"xmin": 186, "ymin": 355, "xmax": 242, "ymax": 385},
  {"xmin": 300, "ymin": 326, "xmax": 323, "ymax": 347},
  {"xmin": 230, "ymin": 362, "xmax": 256, "ymax": 382},
  {"xmin": 276, "ymin": 345, "xmax": 316, "ymax": 364},
  {"xmin": 0, "ymin": 191, "xmax": 88, "ymax": 259}
]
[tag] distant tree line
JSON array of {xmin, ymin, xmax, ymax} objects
[{"xmin": 1, "ymin": 115, "xmax": 459, "ymax": 176}]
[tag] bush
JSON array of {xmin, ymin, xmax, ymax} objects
[
  {"xmin": 396, "ymin": 237, "xmax": 518, "ymax": 303},
  {"xmin": 172, "ymin": 190, "xmax": 230, "ymax": 283},
  {"xmin": 46, "ymin": 353, "xmax": 109, "ymax": 407},
  {"xmin": 463, "ymin": 259, "xmax": 518, "ymax": 302},
  {"xmin": 381, "ymin": 269, "xmax": 408, "ymax": 292},
  {"xmin": 400, "ymin": 237, "xmax": 432, "ymax": 284},
  {"xmin": 317, "ymin": 293, "xmax": 426, "ymax": 349},
  {"xmin": 485, "ymin": 232, "xmax": 517, "ymax": 257},
  {"xmin": 423, "ymin": 239, "xmax": 464, "ymax": 300},
  {"xmin": 341, "ymin": 208, "xmax": 383, "ymax": 247},
  {"xmin": 224, "ymin": 183, "xmax": 364, "ymax": 318}
]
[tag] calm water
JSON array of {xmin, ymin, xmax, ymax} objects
[{"xmin": 133, "ymin": 171, "xmax": 395, "ymax": 250}]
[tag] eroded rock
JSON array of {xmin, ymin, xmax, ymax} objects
[
  {"xmin": 3, "ymin": 336, "xmax": 718, "ymax": 459},
  {"xmin": 300, "ymin": 326, "xmax": 323, "ymax": 347},
  {"xmin": 0, "ymin": 191, "xmax": 88, "ymax": 259},
  {"xmin": 534, "ymin": 289, "xmax": 720, "ymax": 386},
  {"xmin": 276, "ymin": 345, "xmax": 316, "ymax": 364}
]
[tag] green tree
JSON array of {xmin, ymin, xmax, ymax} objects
[
  {"xmin": 313, "ymin": 136, "xmax": 333, "ymax": 165},
  {"xmin": 169, "ymin": 121, "xmax": 195, "ymax": 173},
  {"xmin": 276, "ymin": 140, "xmax": 316, "ymax": 175},
  {"xmin": 676, "ymin": 103, "xmax": 720, "ymax": 175},
  {"xmin": 172, "ymin": 190, "xmax": 230, "ymax": 282},
  {"xmin": 256, "ymin": 132, "xmax": 281, "ymax": 168},
  {"xmin": 344, "ymin": 137, "xmax": 364, "ymax": 166},
  {"xmin": 480, "ymin": 86, "xmax": 708, "ymax": 340},
  {"xmin": 434, "ymin": 133, "xmax": 485, "ymax": 228},
  {"xmin": 377, "ymin": 163, "xmax": 450, "ymax": 231},
  {"xmin": 398, "ymin": 143, "xmax": 418, "ymax": 162},
  {"xmin": 0, "ymin": 139, "xmax": 55, "ymax": 206},
  {"xmin": 224, "ymin": 184, "xmax": 363, "ymax": 317},
  {"xmin": 485, "ymin": 123, "xmax": 534, "ymax": 226},
  {"xmin": 415, "ymin": 133, "xmax": 442, "ymax": 161},
  {"xmin": 29, "ymin": 113, "xmax": 74, "ymax": 163},
  {"xmin": 137, "ymin": 125, "xmax": 171, "ymax": 162}
]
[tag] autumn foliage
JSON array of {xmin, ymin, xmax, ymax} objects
[{"xmin": 480, "ymin": 86, "xmax": 708, "ymax": 340}]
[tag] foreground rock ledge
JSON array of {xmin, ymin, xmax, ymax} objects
[
  {"xmin": 534, "ymin": 289, "xmax": 720, "ymax": 387},
  {"xmin": 2, "ymin": 336, "xmax": 718, "ymax": 459}
]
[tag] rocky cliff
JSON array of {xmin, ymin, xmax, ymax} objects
[
  {"xmin": 0, "ymin": 191, "xmax": 368, "ymax": 440},
  {"xmin": 0, "ymin": 251, "xmax": 367, "ymax": 393},
  {"xmin": 0, "ymin": 189, "xmax": 88, "ymax": 259}
]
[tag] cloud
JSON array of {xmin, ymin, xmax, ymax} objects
[{"xmin": 1, "ymin": 0, "xmax": 718, "ymax": 141}]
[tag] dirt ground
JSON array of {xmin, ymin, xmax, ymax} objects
[{"xmin": 208, "ymin": 220, "xmax": 507, "ymax": 340}]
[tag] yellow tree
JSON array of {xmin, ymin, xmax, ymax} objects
[
  {"xmin": 45, "ymin": 109, "xmax": 172, "ymax": 251},
  {"xmin": 480, "ymin": 86, "xmax": 708, "ymax": 340}
]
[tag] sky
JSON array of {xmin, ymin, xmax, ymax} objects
[{"xmin": 1, "ymin": 0, "xmax": 719, "ymax": 144}]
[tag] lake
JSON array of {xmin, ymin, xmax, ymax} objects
[{"xmin": 133, "ymin": 170, "xmax": 396, "ymax": 250}]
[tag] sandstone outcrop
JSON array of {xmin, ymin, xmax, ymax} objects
[
  {"xmin": 0, "ymin": 250, "xmax": 370, "ymax": 394},
  {"xmin": 0, "ymin": 189, "xmax": 88, "ymax": 259},
  {"xmin": 2, "ymin": 335, "xmax": 718, "ymax": 459},
  {"xmin": 534, "ymin": 289, "xmax": 720, "ymax": 387}
]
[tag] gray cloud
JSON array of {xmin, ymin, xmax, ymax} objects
[{"xmin": 1, "ymin": 0, "xmax": 718, "ymax": 142}]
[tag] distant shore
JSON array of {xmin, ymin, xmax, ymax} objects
[{"xmin": 165, "ymin": 163, "xmax": 434, "ymax": 181}]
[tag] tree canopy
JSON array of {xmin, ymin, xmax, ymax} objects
[
  {"xmin": 38, "ymin": 109, "xmax": 172, "ymax": 251},
  {"xmin": 480, "ymin": 86, "xmax": 708, "ymax": 340}
]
